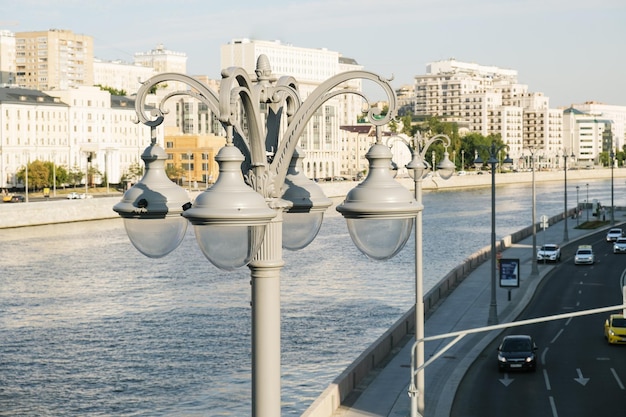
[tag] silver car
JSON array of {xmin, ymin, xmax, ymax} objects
[
  {"xmin": 574, "ymin": 245, "xmax": 595, "ymax": 265},
  {"xmin": 606, "ymin": 228, "xmax": 623, "ymax": 242},
  {"xmin": 614, "ymin": 238, "xmax": 626, "ymax": 254}
]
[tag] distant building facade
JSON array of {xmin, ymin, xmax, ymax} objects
[{"xmin": 15, "ymin": 29, "xmax": 94, "ymax": 90}]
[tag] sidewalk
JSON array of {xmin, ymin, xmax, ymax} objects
[{"xmin": 334, "ymin": 215, "xmax": 606, "ymax": 417}]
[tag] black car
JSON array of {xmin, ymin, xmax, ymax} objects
[
  {"xmin": 9, "ymin": 195, "xmax": 25, "ymax": 203},
  {"xmin": 497, "ymin": 335, "xmax": 537, "ymax": 372}
]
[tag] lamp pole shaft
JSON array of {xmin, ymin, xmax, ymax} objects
[
  {"xmin": 611, "ymin": 155, "xmax": 615, "ymax": 224},
  {"xmin": 531, "ymin": 155, "xmax": 538, "ymax": 275},
  {"xmin": 249, "ymin": 213, "xmax": 284, "ymax": 417},
  {"xmin": 415, "ymin": 177, "xmax": 425, "ymax": 416},
  {"xmin": 489, "ymin": 160, "xmax": 498, "ymax": 325},
  {"xmin": 563, "ymin": 155, "xmax": 569, "ymax": 242}
]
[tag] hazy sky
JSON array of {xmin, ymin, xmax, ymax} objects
[{"xmin": 4, "ymin": 0, "xmax": 625, "ymax": 108}]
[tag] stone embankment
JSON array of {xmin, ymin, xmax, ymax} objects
[{"xmin": 0, "ymin": 168, "xmax": 623, "ymax": 229}]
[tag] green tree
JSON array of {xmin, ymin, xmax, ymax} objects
[
  {"xmin": 95, "ymin": 84, "xmax": 128, "ymax": 96},
  {"xmin": 166, "ymin": 164, "xmax": 185, "ymax": 184},
  {"xmin": 67, "ymin": 165, "xmax": 84, "ymax": 188},
  {"xmin": 16, "ymin": 160, "xmax": 50, "ymax": 191},
  {"xmin": 121, "ymin": 161, "xmax": 144, "ymax": 184}
]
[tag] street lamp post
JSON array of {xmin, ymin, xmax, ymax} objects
[
  {"xmin": 586, "ymin": 183, "xmax": 589, "ymax": 222},
  {"xmin": 525, "ymin": 147, "xmax": 539, "ymax": 275},
  {"xmin": 387, "ymin": 133, "xmax": 455, "ymax": 417},
  {"xmin": 114, "ymin": 56, "xmax": 415, "ymax": 417},
  {"xmin": 576, "ymin": 186, "xmax": 580, "ymax": 227},
  {"xmin": 560, "ymin": 151, "xmax": 575, "ymax": 242},
  {"xmin": 611, "ymin": 150, "xmax": 615, "ymax": 224},
  {"xmin": 474, "ymin": 142, "xmax": 513, "ymax": 325}
]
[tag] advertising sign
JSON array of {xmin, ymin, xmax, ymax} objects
[{"xmin": 499, "ymin": 258, "xmax": 520, "ymax": 288}]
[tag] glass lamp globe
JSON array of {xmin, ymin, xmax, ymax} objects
[
  {"xmin": 337, "ymin": 142, "xmax": 420, "ymax": 260},
  {"xmin": 182, "ymin": 144, "xmax": 276, "ymax": 271},
  {"xmin": 281, "ymin": 147, "xmax": 332, "ymax": 250},
  {"xmin": 113, "ymin": 143, "xmax": 190, "ymax": 258}
]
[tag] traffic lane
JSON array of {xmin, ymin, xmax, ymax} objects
[
  {"xmin": 545, "ymin": 240, "xmax": 626, "ymax": 416},
  {"xmin": 451, "ymin": 231, "xmax": 626, "ymax": 416}
]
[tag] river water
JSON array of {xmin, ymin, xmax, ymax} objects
[{"xmin": 0, "ymin": 178, "xmax": 621, "ymax": 416}]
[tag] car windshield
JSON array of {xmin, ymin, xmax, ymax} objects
[
  {"xmin": 612, "ymin": 318, "xmax": 626, "ymax": 328},
  {"xmin": 502, "ymin": 339, "xmax": 531, "ymax": 352},
  {"xmin": 541, "ymin": 245, "xmax": 556, "ymax": 251},
  {"xmin": 578, "ymin": 250, "xmax": 592, "ymax": 255}
]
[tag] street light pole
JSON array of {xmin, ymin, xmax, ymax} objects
[
  {"xmin": 387, "ymin": 133, "xmax": 454, "ymax": 417},
  {"xmin": 611, "ymin": 150, "xmax": 615, "ymax": 224},
  {"xmin": 114, "ymin": 57, "xmax": 411, "ymax": 417},
  {"xmin": 561, "ymin": 152, "xmax": 574, "ymax": 242},
  {"xmin": 586, "ymin": 183, "xmax": 589, "ymax": 222},
  {"xmin": 474, "ymin": 142, "xmax": 513, "ymax": 325},
  {"xmin": 576, "ymin": 186, "xmax": 580, "ymax": 227},
  {"xmin": 525, "ymin": 147, "xmax": 539, "ymax": 275}
]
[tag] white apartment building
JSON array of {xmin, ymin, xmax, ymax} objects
[
  {"xmin": 93, "ymin": 59, "xmax": 155, "ymax": 96},
  {"xmin": 0, "ymin": 30, "xmax": 16, "ymax": 85},
  {"xmin": 571, "ymin": 101, "xmax": 626, "ymax": 151},
  {"xmin": 220, "ymin": 38, "xmax": 364, "ymax": 180},
  {"xmin": 415, "ymin": 59, "xmax": 564, "ymax": 166},
  {"xmin": 563, "ymin": 108, "xmax": 612, "ymax": 168},
  {"xmin": 15, "ymin": 29, "xmax": 94, "ymax": 91},
  {"xmin": 0, "ymin": 86, "xmax": 151, "ymax": 190}
]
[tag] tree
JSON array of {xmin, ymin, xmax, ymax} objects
[
  {"xmin": 166, "ymin": 164, "xmax": 185, "ymax": 185},
  {"xmin": 67, "ymin": 165, "xmax": 84, "ymax": 188},
  {"xmin": 121, "ymin": 161, "xmax": 144, "ymax": 184},
  {"xmin": 42, "ymin": 161, "xmax": 68, "ymax": 188},
  {"xmin": 95, "ymin": 84, "xmax": 128, "ymax": 96},
  {"xmin": 16, "ymin": 160, "xmax": 50, "ymax": 191}
]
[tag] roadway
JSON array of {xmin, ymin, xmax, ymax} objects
[{"xmin": 451, "ymin": 230, "xmax": 626, "ymax": 416}]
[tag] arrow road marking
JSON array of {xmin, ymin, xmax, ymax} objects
[
  {"xmin": 574, "ymin": 368, "xmax": 590, "ymax": 386},
  {"xmin": 499, "ymin": 372, "xmax": 514, "ymax": 386}
]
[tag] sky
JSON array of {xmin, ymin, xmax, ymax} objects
[{"xmin": 3, "ymin": 0, "xmax": 626, "ymax": 108}]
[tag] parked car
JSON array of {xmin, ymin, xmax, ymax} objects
[
  {"xmin": 67, "ymin": 192, "xmax": 80, "ymax": 199},
  {"xmin": 2, "ymin": 194, "xmax": 13, "ymax": 202},
  {"xmin": 604, "ymin": 314, "xmax": 626, "ymax": 344},
  {"xmin": 574, "ymin": 245, "xmax": 595, "ymax": 265},
  {"xmin": 613, "ymin": 237, "xmax": 626, "ymax": 254},
  {"xmin": 8, "ymin": 194, "xmax": 25, "ymax": 203},
  {"xmin": 606, "ymin": 228, "xmax": 623, "ymax": 242},
  {"xmin": 497, "ymin": 335, "xmax": 537, "ymax": 372},
  {"xmin": 537, "ymin": 243, "xmax": 561, "ymax": 262}
]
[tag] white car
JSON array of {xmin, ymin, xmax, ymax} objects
[
  {"xmin": 67, "ymin": 192, "xmax": 80, "ymax": 199},
  {"xmin": 537, "ymin": 244, "xmax": 561, "ymax": 262},
  {"xmin": 606, "ymin": 228, "xmax": 623, "ymax": 242},
  {"xmin": 614, "ymin": 237, "xmax": 626, "ymax": 253},
  {"xmin": 574, "ymin": 245, "xmax": 595, "ymax": 265}
]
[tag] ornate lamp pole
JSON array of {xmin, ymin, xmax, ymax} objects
[
  {"xmin": 576, "ymin": 185, "xmax": 580, "ymax": 227},
  {"xmin": 114, "ymin": 56, "xmax": 414, "ymax": 417},
  {"xmin": 474, "ymin": 142, "xmax": 513, "ymax": 325},
  {"xmin": 524, "ymin": 147, "xmax": 539, "ymax": 275},
  {"xmin": 386, "ymin": 133, "xmax": 455, "ymax": 417},
  {"xmin": 611, "ymin": 150, "xmax": 615, "ymax": 224},
  {"xmin": 559, "ymin": 151, "xmax": 575, "ymax": 242}
]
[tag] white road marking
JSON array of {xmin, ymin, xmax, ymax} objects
[
  {"xmin": 549, "ymin": 396, "xmax": 559, "ymax": 417},
  {"xmin": 543, "ymin": 369, "xmax": 552, "ymax": 391},
  {"xmin": 611, "ymin": 368, "xmax": 625, "ymax": 390}
]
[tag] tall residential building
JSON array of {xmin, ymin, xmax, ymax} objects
[
  {"xmin": 414, "ymin": 59, "xmax": 563, "ymax": 164},
  {"xmin": 0, "ymin": 30, "xmax": 16, "ymax": 85},
  {"xmin": 220, "ymin": 38, "xmax": 364, "ymax": 180},
  {"xmin": 15, "ymin": 29, "xmax": 94, "ymax": 90}
]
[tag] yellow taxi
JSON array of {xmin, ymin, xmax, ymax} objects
[{"xmin": 604, "ymin": 314, "xmax": 626, "ymax": 344}]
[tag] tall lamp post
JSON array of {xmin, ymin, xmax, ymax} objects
[
  {"xmin": 387, "ymin": 133, "xmax": 455, "ymax": 417},
  {"xmin": 576, "ymin": 186, "xmax": 580, "ymax": 227},
  {"xmin": 114, "ymin": 56, "xmax": 417, "ymax": 417},
  {"xmin": 524, "ymin": 147, "xmax": 539, "ymax": 275},
  {"xmin": 611, "ymin": 150, "xmax": 615, "ymax": 224},
  {"xmin": 560, "ymin": 151, "xmax": 575, "ymax": 242},
  {"xmin": 474, "ymin": 142, "xmax": 513, "ymax": 325},
  {"xmin": 586, "ymin": 183, "xmax": 590, "ymax": 222}
]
